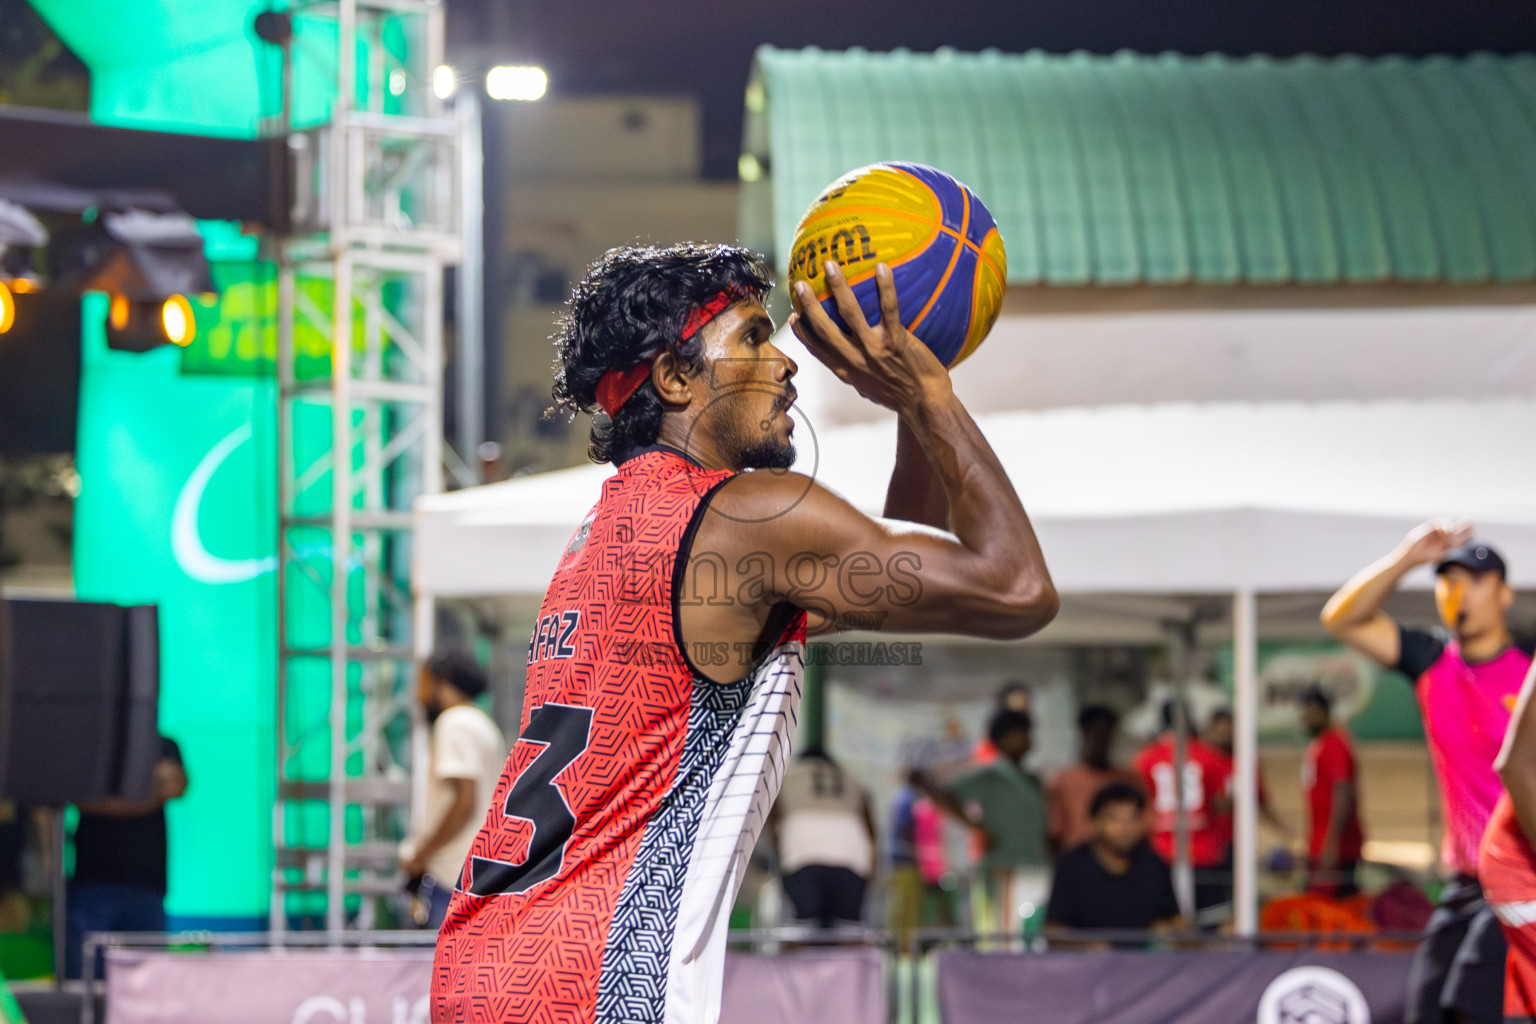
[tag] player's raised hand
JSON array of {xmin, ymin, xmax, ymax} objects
[
  {"xmin": 788, "ymin": 260, "xmax": 950, "ymax": 413},
  {"xmin": 1397, "ymin": 518, "xmax": 1475, "ymax": 567}
]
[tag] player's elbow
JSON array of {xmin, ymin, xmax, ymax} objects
[{"xmin": 990, "ymin": 576, "xmax": 1059, "ymax": 640}]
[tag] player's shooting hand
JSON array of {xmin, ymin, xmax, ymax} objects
[
  {"xmin": 788, "ymin": 260, "xmax": 950, "ymax": 414},
  {"xmin": 1398, "ymin": 518, "xmax": 1474, "ymax": 568}
]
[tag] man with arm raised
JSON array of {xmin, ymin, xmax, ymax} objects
[{"xmin": 1322, "ymin": 520, "xmax": 1526, "ymax": 1024}]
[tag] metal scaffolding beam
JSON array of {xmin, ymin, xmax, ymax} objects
[{"xmin": 271, "ymin": 0, "xmax": 457, "ymax": 933}]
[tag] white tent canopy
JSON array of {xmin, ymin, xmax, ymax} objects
[{"xmin": 415, "ymin": 396, "xmax": 1536, "ymax": 598}]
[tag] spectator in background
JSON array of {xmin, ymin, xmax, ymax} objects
[
  {"xmin": 1135, "ymin": 704, "xmax": 1232, "ymax": 917},
  {"xmin": 887, "ymin": 767, "xmax": 954, "ymax": 947},
  {"xmin": 1046, "ymin": 783, "xmax": 1181, "ymax": 944},
  {"xmin": 931, "ymin": 709, "xmax": 1049, "ymax": 936},
  {"xmin": 1204, "ymin": 708, "xmax": 1288, "ymax": 855},
  {"xmin": 1046, "ymin": 705, "xmax": 1141, "ymax": 856},
  {"xmin": 400, "ymin": 649, "xmax": 507, "ymax": 929},
  {"xmin": 67, "ymin": 736, "xmax": 186, "ymax": 978},
  {"xmin": 1300, "ymin": 686, "xmax": 1365, "ymax": 897},
  {"xmin": 774, "ymin": 747, "xmax": 875, "ymax": 928},
  {"xmin": 1323, "ymin": 521, "xmax": 1523, "ymax": 1024},
  {"xmin": 972, "ymin": 682, "xmax": 1031, "ymax": 764}
]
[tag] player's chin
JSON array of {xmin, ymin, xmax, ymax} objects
[{"xmin": 738, "ymin": 436, "xmax": 797, "ymax": 471}]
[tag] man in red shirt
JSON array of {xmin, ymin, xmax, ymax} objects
[
  {"xmin": 1135, "ymin": 704, "xmax": 1232, "ymax": 918},
  {"xmin": 1205, "ymin": 708, "xmax": 1287, "ymax": 864},
  {"xmin": 1299, "ymin": 686, "xmax": 1365, "ymax": 897}
]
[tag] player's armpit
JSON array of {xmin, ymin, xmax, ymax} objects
[{"xmin": 691, "ymin": 469, "xmax": 1056, "ymax": 641}]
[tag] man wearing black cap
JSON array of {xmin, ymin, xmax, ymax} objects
[{"xmin": 1323, "ymin": 519, "xmax": 1529, "ymax": 1024}]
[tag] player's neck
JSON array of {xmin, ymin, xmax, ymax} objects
[
  {"xmin": 655, "ymin": 419, "xmax": 735, "ymax": 472},
  {"xmin": 1459, "ymin": 624, "xmax": 1514, "ymax": 663}
]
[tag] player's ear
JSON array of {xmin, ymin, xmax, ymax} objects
[
  {"xmin": 1500, "ymin": 580, "xmax": 1515, "ymax": 612},
  {"xmin": 651, "ymin": 351, "xmax": 694, "ymax": 409}
]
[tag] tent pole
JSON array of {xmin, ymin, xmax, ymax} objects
[
  {"xmin": 1233, "ymin": 588, "xmax": 1259, "ymax": 936},
  {"xmin": 1162, "ymin": 620, "xmax": 1195, "ymax": 920}
]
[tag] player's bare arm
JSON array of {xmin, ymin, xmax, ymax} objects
[
  {"xmin": 1497, "ymin": 661, "xmax": 1536, "ymax": 848},
  {"xmin": 1320, "ymin": 518, "xmax": 1473, "ymax": 667},
  {"xmin": 678, "ymin": 261, "xmax": 1057, "ymax": 683}
]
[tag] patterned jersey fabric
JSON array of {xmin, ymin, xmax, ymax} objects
[
  {"xmin": 1479, "ymin": 794, "xmax": 1536, "ymax": 1020},
  {"xmin": 432, "ymin": 447, "xmax": 807, "ymax": 1024}
]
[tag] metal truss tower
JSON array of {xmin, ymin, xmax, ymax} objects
[{"xmin": 271, "ymin": 0, "xmax": 458, "ymax": 932}]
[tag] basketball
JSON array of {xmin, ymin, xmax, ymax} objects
[{"xmin": 788, "ymin": 162, "xmax": 1007, "ymax": 368}]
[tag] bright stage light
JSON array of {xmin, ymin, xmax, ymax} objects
[
  {"xmin": 0, "ymin": 281, "xmax": 13, "ymax": 334},
  {"xmin": 433, "ymin": 64, "xmax": 458, "ymax": 100},
  {"xmin": 161, "ymin": 294, "xmax": 195, "ymax": 346},
  {"xmin": 486, "ymin": 65, "xmax": 547, "ymax": 102}
]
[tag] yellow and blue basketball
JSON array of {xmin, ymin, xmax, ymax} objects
[{"xmin": 787, "ymin": 162, "xmax": 1007, "ymax": 368}]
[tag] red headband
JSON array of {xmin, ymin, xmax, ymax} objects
[{"xmin": 594, "ymin": 290, "xmax": 740, "ymax": 418}]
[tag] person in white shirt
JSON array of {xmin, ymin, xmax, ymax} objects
[
  {"xmin": 773, "ymin": 747, "xmax": 876, "ymax": 928},
  {"xmin": 400, "ymin": 649, "xmax": 507, "ymax": 928}
]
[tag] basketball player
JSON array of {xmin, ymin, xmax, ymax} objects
[
  {"xmin": 1323, "ymin": 520, "xmax": 1527, "ymax": 1024},
  {"xmin": 1483, "ymin": 660, "xmax": 1536, "ymax": 1022},
  {"xmin": 431, "ymin": 245, "xmax": 1057, "ymax": 1024}
]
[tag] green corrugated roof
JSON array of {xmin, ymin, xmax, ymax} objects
[{"xmin": 747, "ymin": 47, "xmax": 1536, "ymax": 286}]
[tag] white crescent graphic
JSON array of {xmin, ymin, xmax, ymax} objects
[{"xmin": 171, "ymin": 423, "xmax": 277, "ymax": 584}]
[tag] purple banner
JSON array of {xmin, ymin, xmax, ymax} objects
[
  {"xmin": 720, "ymin": 950, "xmax": 886, "ymax": 1024},
  {"xmin": 105, "ymin": 949, "xmax": 433, "ymax": 1024},
  {"xmin": 938, "ymin": 950, "xmax": 1414, "ymax": 1024},
  {"xmin": 105, "ymin": 947, "xmax": 885, "ymax": 1024}
]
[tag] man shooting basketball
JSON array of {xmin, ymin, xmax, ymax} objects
[{"xmin": 431, "ymin": 244, "xmax": 1056, "ymax": 1024}]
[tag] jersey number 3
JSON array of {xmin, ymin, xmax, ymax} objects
[{"xmin": 466, "ymin": 703, "xmax": 593, "ymax": 896}]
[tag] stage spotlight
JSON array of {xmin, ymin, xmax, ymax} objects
[
  {"xmin": 485, "ymin": 66, "xmax": 547, "ymax": 102},
  {"xmin": 161, "ymin": 295, "xmax": 195, "ymax": 346},
  {"xmin": 0, "ymin": 281, "xmax": 14, "ymax": 335},
  {"xmin": 434, "ymin": 65, "xmax": 458, "ymax": 100}
]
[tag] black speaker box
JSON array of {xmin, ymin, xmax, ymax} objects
[{"xmin": 0, "ymin": 598, "xmax": 160, "ymax": 805}]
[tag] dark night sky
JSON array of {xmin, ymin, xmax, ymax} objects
[{"xmin": 447, "ymin": 0, "xmax": 1536, "ymax": 177}]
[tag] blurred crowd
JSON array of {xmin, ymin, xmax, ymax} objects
[{"xmin": 756, "ymin": 681, "xmax": 1373, "ymax": 950}]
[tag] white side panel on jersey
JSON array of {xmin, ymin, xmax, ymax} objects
[{"xmin": 664, "ymin": 641, "xmax": 805, "ymax": 1024}]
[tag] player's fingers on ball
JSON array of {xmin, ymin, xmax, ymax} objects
[
  {"xmin": 822, "ymin": 261, "xmax": 875, "ymax": 348},
  {"xmin": 875, "ymin": 263, "xmax": 903, "ymax": 336},
  {"xmin": 789, "ymin": 296, "xmax": 859, "ymax": 374},
  {"xmin": 795, "ymin": 279, "xmax": 863, "ymax": 362}
]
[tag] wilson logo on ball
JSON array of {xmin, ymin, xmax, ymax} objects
[{"xmin": 788, "ymin": 161, "xmax": 1007, "ymax": 368}]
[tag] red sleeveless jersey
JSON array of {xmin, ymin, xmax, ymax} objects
[{"xmin": 432, "ymin": 448, "xmax": 807, "ymax": 1024}]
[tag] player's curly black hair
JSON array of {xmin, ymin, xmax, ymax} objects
[{"xmin": 551, "ymin": 243, "xmax": 773, "ymax": 465}]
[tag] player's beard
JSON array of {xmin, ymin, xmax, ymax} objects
[
  {"xmin": 722, "ymin": 394, "xmax": 796, "ymax": 471},
  {"xmin": 739, "ymin": 436, "xmax": 796, "ymax": 471}
]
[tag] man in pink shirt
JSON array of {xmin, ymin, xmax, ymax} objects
[
  {"xmin": 1047, "ymin": 705, "xmax": 1141, "ymax": 855},
  {"xmin": 1324, "ymin": 520, "xmax": 1529, "ymax": 1024}
]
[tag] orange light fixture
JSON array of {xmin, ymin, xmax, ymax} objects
[
  {"xmin": 0, "ymin": 281, "xmax": 13, "ymax": 334},
  {"xmin": 109, "ymin": 293, "xmax": 130, "ymax": 330},
  {"xmin": 161, "ymin": 294, "xmax": 195, "ymax": 346}
]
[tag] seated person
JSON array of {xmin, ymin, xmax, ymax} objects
[{"xmin": 1046, "ymin": 782, "xmax": 1182, "ymax": 945}]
